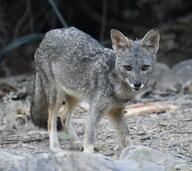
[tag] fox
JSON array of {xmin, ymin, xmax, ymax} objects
[{"xmin": 30, "ymin": 27, "xmax": 160, "ymax": 153}]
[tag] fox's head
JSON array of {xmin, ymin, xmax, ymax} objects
[{"xmin": 111, "ymin": 29, "xmax": 160, "ymax": 91}]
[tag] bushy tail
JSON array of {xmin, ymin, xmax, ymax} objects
[
  {"xmin": 30, "ymin": 72, "xmax": 62, "ymax": 129},
  {"xmin": 30, "ymin": 72, "xmax": 48, "ymax": 128}
]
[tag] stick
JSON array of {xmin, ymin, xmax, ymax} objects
[{"xmin": 124, "ymin": 102, "xmax": 178, "ymax": 117}]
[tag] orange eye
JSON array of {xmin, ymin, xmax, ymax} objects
[
  {"xmin": 123, "ymin": 65, "xmax": 132, "ymax": 71},
  {"xmin": 142, "ymin": 65, "xmax": 149, "ymax": 71}
]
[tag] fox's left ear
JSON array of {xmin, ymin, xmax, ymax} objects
[{"xmin": 141, "ymin": 29, "xmax": 160, "ymax": 54}]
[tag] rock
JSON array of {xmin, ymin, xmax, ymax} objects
[
  {"xmin": 155, "ymin": 59, "xmax": 192, "ymax": 93},
  {"xmin": 149, "ymin": 62, "xmax": 170, "ymax": 88},
  {"xmin": 120, "ymin": 146, "xmax": 189, "ymax": 171},
  {"xmin": 0, "ymin": 146, "xmax": 189, "ymax": 171},
  {"xmin": 172, "ymin": 59, "xmax": 192, "ymax": 83},
  {"xmin": 155, "ymin": 68, "xmax": 180, "ymax": 93}
]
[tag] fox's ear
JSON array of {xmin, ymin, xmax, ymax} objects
[
  {"xmin": 141, "ymin": 29, "xmax": 160, "ymax": 54},
  {"xmin": 111, "ymin": 29, "xmax": 130, "ymax": 52}
]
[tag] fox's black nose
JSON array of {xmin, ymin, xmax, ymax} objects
[{"xmin": 133, "ymin": 81, "xmax": 141, "ymax": 88}]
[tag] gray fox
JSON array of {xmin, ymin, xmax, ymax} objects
[{"xmin": 31, "ymin": 27, "xmax": 160, "ymax": 153}]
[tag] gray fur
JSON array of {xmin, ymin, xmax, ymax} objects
[{"xmin": 31, "ymin": 27, "xmax": 160, "ymax": 153}]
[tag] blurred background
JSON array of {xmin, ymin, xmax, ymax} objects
[{"xmin": 0, "ymin": 0, "xmax": 192, "ymax": 77}]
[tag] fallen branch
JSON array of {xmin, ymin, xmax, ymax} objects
[{"xmin": 124, "ymin": 102, "xmax": 178, "ymax": 117}]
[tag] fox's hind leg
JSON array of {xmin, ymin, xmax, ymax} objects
[
  {"xmin": 48, "ymin": 85, "xmax": 65, "ymax": 151},
  {"xmin": 60, "ymin": 95, "xmax": 81, "ymax": 149}
]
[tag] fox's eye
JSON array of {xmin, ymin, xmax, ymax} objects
[
  {"xmin": 123, "ymin": 65, "xmax": 132, "ymax": 71},
  {"xmin": 142, "ymin": 65, "xmax": 149, "ymax": 71}
]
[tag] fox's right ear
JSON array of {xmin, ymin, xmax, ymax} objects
[
  {"xmin": 111, "ymin": 29, "xmax": 130, "ymax": 52},
  {"xmin": 141, "ymin": 29, "xmax": 160, "ymax": 54}
]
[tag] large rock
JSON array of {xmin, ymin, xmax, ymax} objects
[
  {"xmin": 0, "ymin": 146, "xmax": 189, "ymax": 171},
  {"xmin": 155, "ymin": 59, "xmax": 192, "ymax": 93},
  {"xmin": 149, "ymin": 62, "xmax": 170, "ymax": 88},
  {"xmin": 120, "ymin": 146, "xmax": 189, "ymax": 171}
]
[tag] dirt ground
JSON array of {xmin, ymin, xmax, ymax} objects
[{"xmin": 0, "ymin": 74, "xmax": 192, "ymax": 166}]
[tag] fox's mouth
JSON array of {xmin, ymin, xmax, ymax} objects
[
  {"xmin": 126, "ymin": 79, "xmax": 144, "ymax": 91},
  {"xmin": 129, "ymin": 83, "xmax": 144, "ymax": 91},
  {"xmin": 132, "ymin": 87, "xmax": 140, "ymax": 91}
]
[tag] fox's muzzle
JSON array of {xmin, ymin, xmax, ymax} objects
[{"xmin": 129, "ymin": 80, "xmax": 144, "ymax": 91}]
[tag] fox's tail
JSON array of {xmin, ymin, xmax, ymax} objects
[
  {"xmin": 30, "ymin": 72, "xmax": 62, "ymax": 129},
  {"xmin": 30, "ymin": 72, "xmax": 49, "ymax": 128}
]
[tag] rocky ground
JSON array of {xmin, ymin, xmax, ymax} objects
[{"xmin": 0, "ymin": 60, "xmax": 192, "ymax": 170}]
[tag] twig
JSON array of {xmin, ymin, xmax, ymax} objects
[
  {"xmin": 24, "ymin": 5, "xmax": 49, "ymax": 31},
  {"xmin": 28, "ymin": 0, "xmax": 34, "ymax": 33},
  {"xmin": 100, "ymin": 0, "xmax": 107, "ymax": 41},
  {"xmin": 78, "ymin": 1, "xmax": 140, "ymax": 30},
  {"xmin": 48, "ymin": 0, "xmax": 68, "ymax": 27},
  {"xmin": 0, "ymin": 33, "xmax": 44, "ymax": 63},
  {"xmin": 14, "ymin": 0, "xmax": 30, "ymax": 38}
]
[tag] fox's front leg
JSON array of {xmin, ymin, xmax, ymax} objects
[
  {"xmin": 84, "ymin": 105, "xmax": 103, "ymax": 154},
  {"xmin": 108, "ymin": 107, "xmax": 131, "ymax": 149}
]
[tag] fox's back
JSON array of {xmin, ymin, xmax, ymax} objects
[{"xmin": 37, "ymin": 27, "xmax": 104, "ymax": 60}]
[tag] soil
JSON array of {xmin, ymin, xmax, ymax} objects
[{"xmin": 0, "ymin": 74, "xmax": 192, "ymax": 166}]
